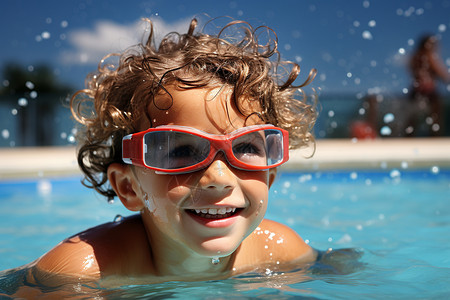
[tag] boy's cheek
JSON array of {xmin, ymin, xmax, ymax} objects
[{"xmin": 165, "ymin": 174, "xmax": 199, "ymax": 200}]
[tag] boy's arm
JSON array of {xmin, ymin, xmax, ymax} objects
[
  {"xmin": 33, "ymin": 235, "xmax": 101, "ymax": 285},
  {"xmin": 32, "ymin": 214, "xmax": 151, "ymax": 285}
]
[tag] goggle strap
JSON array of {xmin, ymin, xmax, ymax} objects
[{"xmin": 122, "ymin": 134, "xmax": 143, "ymax": 166}]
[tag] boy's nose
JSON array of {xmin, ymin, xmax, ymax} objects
[{"xmin": 198, "ymin": 153, "xmax": 235, "ymax": 191}]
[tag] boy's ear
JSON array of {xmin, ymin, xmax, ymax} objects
[
  {"xmin": 107, "ymin": 163, "xmax": 144, "ymax": 211},
  {"xmin": 268, "ymin": 168, "xmax": 277, "ymax": 189}
]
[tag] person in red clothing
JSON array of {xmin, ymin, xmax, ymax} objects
[{"xmin": 407, "ymin": 34, "xmax": 450, "ymax": 136}]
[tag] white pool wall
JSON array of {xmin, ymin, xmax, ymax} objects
[{"xmin": 0, "ymin": 138, "xmax": 449, "ymax": 179}]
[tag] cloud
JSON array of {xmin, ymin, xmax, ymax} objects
[{"xmin": 60, "ymin": 17, "xmax": 192, "ymax": 65}]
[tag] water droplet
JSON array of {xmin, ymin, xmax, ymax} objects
[
  {"xmin": 380, "ymin": 126, "xmax": 392, "ymax": 136},
  {"xmin": 1, "ymin": 129, "xmax": 10, "ymax": 139},
  {"xmin": 25, "ymin": 81, "xmax": 35, "ymax": 90},
  {"xmin": 431, "ymin": 166, "xmax": 440, "ymax": 174},
  {"xmin": 37, "ymin": 179, "xmax": 52, "ymax": 196},
  {"xmin": 390, "ymin": 169, "xmax": 401, "ymax": 178},
  {"xmin": 405, "ymin": 126, "xmax": 414, "ymax": 135},
  {"xmin": 362, "ymin": 30, "xmax": 373, "ymax": 40},
  {"xmin": 383, "ymin": 113, "xmax": 395, "ymax": 123},
  {"xmin": 18, "ymin": 98, "xmax": 28, "ymax": 107},
  {"xmin": 211, "ymin": 257, "xmax": 220, "ymax": 265},
  {"xmin": 431, "ymin": 124, "xmax": 440, "ymax": 132},
  {"xmin": 114, "ymin": 215, "xmax": 123, "ymax": 222},
  {"xmin": 41, "ymin": 31, "xmax": 51, "ymax": 39}
]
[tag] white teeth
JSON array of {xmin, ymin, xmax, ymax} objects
[
  {"xmin": 217, "ymin": 207, "xmax": 227, "ymax": 214},
  {"xmin": 193, "ymin": 207, "xmax": 237, "ymax": 215}
]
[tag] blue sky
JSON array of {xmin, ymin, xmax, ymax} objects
[{"xmin": 2, "ymin": 0, "xmax": 450, "ymax": 95}]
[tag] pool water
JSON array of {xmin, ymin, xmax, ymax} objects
[{"xmin": 1, "ymin": 169, "xmax": 449, "ymax": 298}]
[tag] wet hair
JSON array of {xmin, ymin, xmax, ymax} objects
[{"xmin": 71, "ymin": 17, "xmax": 317, "ymax": 199}]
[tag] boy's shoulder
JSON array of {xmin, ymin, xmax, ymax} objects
[
  {"xmin": 234, "ymin": 219, "xmax": 316, "ymax": 271},
  {"xmin": 34, "ymin": 214, "xmax": 152, "ymax": 283}
]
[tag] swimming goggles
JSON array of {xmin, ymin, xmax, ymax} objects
[{"xmin": 122, "ymin": 124, "xmax": 289, "ymax": 174}]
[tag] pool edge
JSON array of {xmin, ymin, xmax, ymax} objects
[{"xmin": 1, "ymin": 138, "xmax": 449, "ymax": 179}]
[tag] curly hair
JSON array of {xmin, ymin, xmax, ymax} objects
[{"xmin": 70, "ymin": 17, "xmax": 317, "ymax": 199}]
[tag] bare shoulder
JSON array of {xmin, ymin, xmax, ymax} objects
[
  {"xmin": 235, "ymin": 219, "xmax": 316, "ymax": 270},
  {"xmin": 33, "ymin": 214, "xmax": 151, "ymax": 284}
]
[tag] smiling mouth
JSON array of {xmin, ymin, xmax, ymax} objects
[{"xmin": 187, "ymin": 207, "xmax": 241, "ymax": 219}]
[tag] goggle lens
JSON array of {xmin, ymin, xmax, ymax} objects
[
  {"xmin": 230, "ymin": 129, "xmax": 284, "ymax": 167},
  {"xmin": 144, "ymin": 131, "xmax": 210, "ymax": 170}
]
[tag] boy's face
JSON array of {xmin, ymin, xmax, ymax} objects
[{"xmin": 131, "ymin": 85, "xmax": 276, "ymax": 259}]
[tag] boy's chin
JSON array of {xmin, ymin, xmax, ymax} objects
[{"xmin": 196, "ymin": 237, "xmax": 241, "ymax": 258}]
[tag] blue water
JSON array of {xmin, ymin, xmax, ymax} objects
[{"xmin": 0, "ymin": 169, "xmax": 449, "ymax": 298}]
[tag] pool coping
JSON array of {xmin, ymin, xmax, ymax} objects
[{"xmin": 1, "ymin": 138, "xmax": 449, "ymax": 179}]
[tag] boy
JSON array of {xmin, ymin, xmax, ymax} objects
[{"xmin": 34, "ymin": 17, "xmax": 318, "ymax": 286}]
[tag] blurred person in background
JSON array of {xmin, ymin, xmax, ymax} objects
[{"xmin": 407, "ymin": 34, "xmax": 450, "ymax": 137}]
